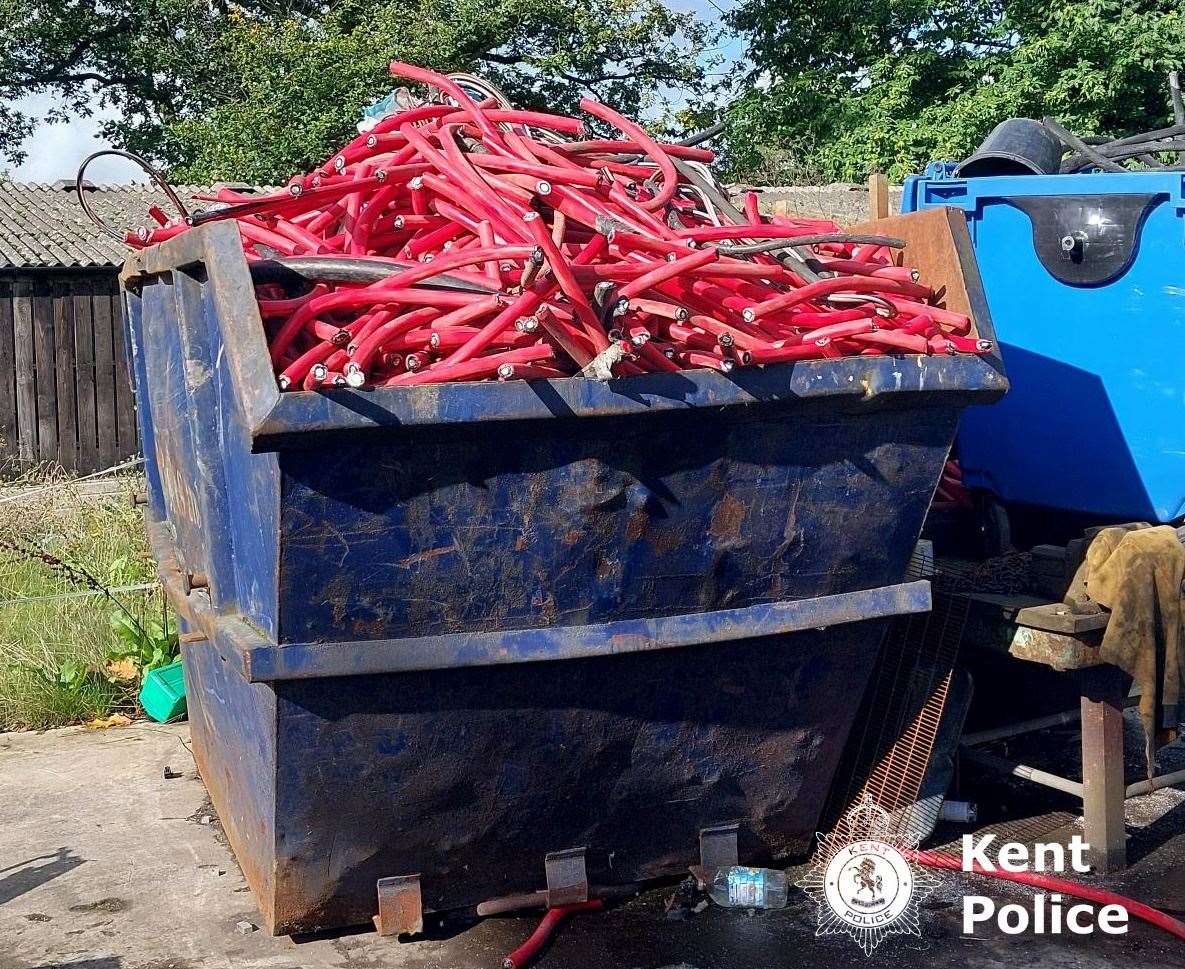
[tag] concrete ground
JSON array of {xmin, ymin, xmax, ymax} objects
[{"xmin": 2, "ymin": 723, "xmax": 1184, "ymax": 969}]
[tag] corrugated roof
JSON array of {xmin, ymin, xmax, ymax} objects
[{"xmin": 0, "ymin": 181, "xmax": 258, "ymax": 270}]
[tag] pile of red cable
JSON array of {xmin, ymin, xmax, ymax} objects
[{"xmin": 128, "ymin": 61, "xmax": 991, "ymax": 390}]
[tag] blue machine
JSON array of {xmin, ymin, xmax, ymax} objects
[
  {"xmin": 904, "ymin": 165, "xmax": 1185, "ymax": 523},
  {"xmin": 120, "ymin": 218, "xmax": 1003, "ymax": 935}
]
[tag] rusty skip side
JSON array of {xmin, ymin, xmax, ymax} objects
[
  {"xmin": 181, "ymin": 632, "xmax": 279, "ymax": 930},
  {"xmin": 243, "ymin": 581, "xmax": 930, "ymax": 680},
  {"xmin": 274, "ymin": 405, "xmax": 958, "ymax": 646},
  {"xmin": 269, "ymin": 621, "xmax": 888, "ymax": 934}
]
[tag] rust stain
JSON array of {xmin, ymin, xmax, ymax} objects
[
  {"xmin": 562, "ymin": 529, "xmax": 583, "ymax": 546},
  {"xmin": 189, "ymin": 732, "xmax": 276, "ymax": 931},
  {"xmin": 396, "ymin": 544, "xmax": 457, "ymax": 568},
  {"xmin": 351, "ymin": 616, "xmax": 387, "ymax": 639},
  {"xmin": 710, "ymin": 493, "xmax": 746, "ymax": 542},
  {"xmin": 319, "ymin": 574, "xmax": 352, "ymax": 626},
  {"xmin": 607, "ymin": 632, "xmax": 649, "ymax": 651},
  {"xmin": 647, "ymin": 526, "xmax": 686, "ymax": 555},
  {"xmin": 625, "ymin": 509, "xmax": 647, "ymax": 542}
]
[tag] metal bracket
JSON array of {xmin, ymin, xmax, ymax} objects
[
  {"xmin": 373, "ymin": 874, "xmax": 423, "ymax": 937},
  {"xmin": 544, "ymin": 847, "xmax": 589, "ymax": 907},
  {"xmin": 692, "ymin": 822, "xmax": 739, "ymax": 886}
]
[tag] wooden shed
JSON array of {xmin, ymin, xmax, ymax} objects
[{"xmin": 0, "ymin": 179, "xmax": 222, "ymax": 475}]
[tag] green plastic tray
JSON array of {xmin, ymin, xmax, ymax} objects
[{"xmin": 139, "ymin": 659, "xmax": 188, "ymax": 723}]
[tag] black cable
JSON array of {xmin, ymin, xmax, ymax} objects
[
  {"xmin": 1064, "ymin": 140, "xmax": 1185, "ymax": 171},
  {"xmin": 1061, "ymin": 138, "xmax": 1185, "ymax": 172},
  {"xmin": 1042, "ymin": 117, "xmax": 1129, "ymax": 173},
  {"xmin": 676, "ymin": 121, "xmax": 727, "ymax": 147},
  {"xmin": 188, "ymin": 192, "xmax": 295, "ymax": 226},
  {"xmin": 670, "ymin": 158, "xmax": 822, "ymax": 283},
  {"xmin": 719, "ymin": 233, "xmax": 907, "ymax": 256},
  {"xmin": 248, "ymin": 256, "xmax": 498, "ymax": 294},
  {"xmin": 1101, "ymin": 121, "xmax": 1185, "ymax": 148},
  {"xmin": 75, "ymin": 149, "xmax": 190, "ymax": 241},
  {"xmin": 1053, "ymin": 114, "xmax": 1185, "ymax": 172}
]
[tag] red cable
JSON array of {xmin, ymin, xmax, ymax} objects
[
  {"xmin": 908, "ymin": 850, "xmax": 1185, "ymax": 941},
  {"xmin": 502, "ymin": 900, "xmax": 604, "ymax": 969},
  {"xmin": 131, "ymin": 61, "xmax": 996, "ymax": 390},
  {"xmin": 577, "ymin": 97, "xmax": 678, "ymax": 212}
]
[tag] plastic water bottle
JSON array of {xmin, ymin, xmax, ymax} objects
[{"xmin": 708, "ymin": 866, "xmax": 788, "ymax": 909}]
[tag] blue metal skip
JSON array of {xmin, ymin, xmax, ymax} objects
[{"xmin": 121, "ymin": 215, "xmax": 1005, "ymax": 935}]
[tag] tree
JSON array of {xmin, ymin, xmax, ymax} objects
[
  {"xmin": 0, "ymin": 0, "xmax": 716, "ymax": 183},
  {"xmin": 724, "ymin": 0, "xmax": 1185, "ymax": 183}
]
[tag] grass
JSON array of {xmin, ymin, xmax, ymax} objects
[{"xmin": 0, "ymin": 470, "xmax": 168, "ymax": 731}]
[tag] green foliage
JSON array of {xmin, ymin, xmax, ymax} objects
[
  {"xmin": 0, "ymin": 0, "xmax": 716, "ymax": 183},
  {"xmin": 0, "ymin": 476, "xmax": 164, "ymax": 730},
  {"xmin": 107, "ymin": 610, "xmax": 177, "ymax": 683},
  {"xmin": 7, "ymin": 658, "xmax": 121, "ymax": 727},
  {"xmin": 725, "ymin": 0, "xmax": 1185, "ymax": 183}
]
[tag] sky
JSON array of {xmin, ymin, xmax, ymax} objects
[
  {"xmin": 7, "ymin": 93, "xmax": 145, "ymax": 184},
  {"xmin": 4, "ymin": 0, "xmax": 743, "ymax": 185}
]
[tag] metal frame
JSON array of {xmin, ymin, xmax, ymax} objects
[
  {"xmin": 960, "ymin": 653, "xmax": 1185, "ymax": 873},
  {"xmin": 959, "ymin": 591, "xmax": 1147, "ymax": 872}
]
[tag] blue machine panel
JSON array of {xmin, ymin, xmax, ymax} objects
[{"xmin": 904, "ymin": 170, "xmax": 1185, "ymax": 522}]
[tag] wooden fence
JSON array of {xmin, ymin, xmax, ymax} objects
[{"xmin": 0, "ymin": 270, "xmax": 139, "ymax": 476}]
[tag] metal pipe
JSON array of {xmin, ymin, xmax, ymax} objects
[
  {"xmin": 961, "ymin": 708, "xmax": 1085, "ymax": 746},
  {"xmin": 962, "ymin": 694, "xmax": 1140, "ymax": 747},
  {"xmin": 1127, "ymin": 767, "xmax": 1185, "ymax": 798},
  {"xmin": 719, "ymin": 233, "xmax": 906, "ymax": 256},
  {"xmin": 249, "ymin": 257, "xmax": 498, "ymax": 294},
  {"xmin": 960, "ymin": 747, "xmax": 1085, "ymax": 797}
]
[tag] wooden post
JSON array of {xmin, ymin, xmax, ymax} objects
[
  {"xmin": 1079, "ymin": 665, "xmax": 1128, "ymax": 872},
  {"xmin": 0, "ymin": 280, "xmax": 17, "ymax": 469},
  {"xmin": 869, "ymin": 173, "xmax": 890, "ymax": 221},
  {"xmin": 54, "ymin": 277, "xmax": 79, "ymax": 472},
  {"xmin": 73, "ymin": 279, "xmax": 100, "ymax": 473},
  {"xmin": 12, "ymin": 278, "xmax": 37, "ymax": 466}
]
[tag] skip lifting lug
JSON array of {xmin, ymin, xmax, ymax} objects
[
  {"xmin": 544, "ymin": 846, "xmax": 589, "ymax": 907},
  {"xmin": 692, "ymin": 822, "xmax": 739, "ymax": 888},
  {"xmin": 374, "ymin": 873, "xmax": 423, "ymax": 938},
  {"xmin": 183, "ymin": 570, "xmax": 209, "ymax": 595}
]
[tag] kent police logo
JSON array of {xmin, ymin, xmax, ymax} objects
[
  {"xmin": 824, "ymin": 840, "xmax": 914, "ymax": 928},
  {"xmin": 800, "ymin": 796, "xmax": 939, "ymax": 954}
]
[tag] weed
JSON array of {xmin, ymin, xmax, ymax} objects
[{"xmin": 0, "ymin": 472, "xmax": 171, "ymax": 731}]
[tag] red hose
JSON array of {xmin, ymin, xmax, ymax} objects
[
  {"xmin": 502, "ymin": 900, "xmax": 604, "ymax": 969},
  {"xmin": 908, "ymin": 850, "xmax": 1185, "ymax": 941}
]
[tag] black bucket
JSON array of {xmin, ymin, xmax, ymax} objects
[{"xmin": 956, "ymin": 118, "xmax": 1063, "ymax": 178}]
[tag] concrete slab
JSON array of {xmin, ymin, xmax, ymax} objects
[{"xmin": 1, "ymin": 724, "xmax": 1182, "ymax": 969}]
